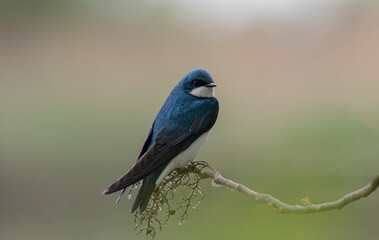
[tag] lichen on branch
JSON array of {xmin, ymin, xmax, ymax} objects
[
  {"xmin": 132, "ymin": 162, "xmax": 209, "ymax": 238},
  {"xmin": 128, "ymin": 161, "xmax": 378, "ymax": 238}
]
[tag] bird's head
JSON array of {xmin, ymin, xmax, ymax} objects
[{"xmin": 178, "ymin": 69, "xmax": 216, "ymax": 98}]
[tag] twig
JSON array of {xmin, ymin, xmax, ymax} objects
[{"xmin": 190, "ymin": 161, "xmax": 379, "ymax": 214}]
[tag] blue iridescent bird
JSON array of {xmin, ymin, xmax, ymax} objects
[{"xmin": 103, "ymin": 69, "xmax": 219, "ymax": 213}]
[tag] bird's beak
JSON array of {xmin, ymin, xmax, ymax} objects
[{"xmin": 205, "ymin": 83, "xmax": 217, "ymax": 88}]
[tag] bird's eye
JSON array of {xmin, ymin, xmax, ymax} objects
[{"xmin": 192, "ymin": 79, "xmax": 205, "ymax": 87}]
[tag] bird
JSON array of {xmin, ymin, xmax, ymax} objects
[{"xmin": 103, "ymin": 69, "xmax": 219, "ymax": 213}]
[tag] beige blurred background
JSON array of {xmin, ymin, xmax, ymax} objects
[{"xmin": 1, "ymin": 0, "xmax": 378, "ymax": 239}]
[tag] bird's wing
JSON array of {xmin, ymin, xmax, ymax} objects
[
  {"xmin": 137, "ymin": 123, "xmax": 154, "ymax": 160},
  {"xmin": 103, "ymin": 111, "xmax": 217, "ymax": 195},
  {"xmin": 114, "ymin": 123, "xmax": 155, "ymax": 203}
]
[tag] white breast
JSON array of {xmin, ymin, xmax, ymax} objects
[{"xmin": 155, "ymin": 130, "xmax": 212, "ymax": 185}]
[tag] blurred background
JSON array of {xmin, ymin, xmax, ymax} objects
[{"xmin": 1, "ymin": 0, "xmax": 378, "ymax": 239}]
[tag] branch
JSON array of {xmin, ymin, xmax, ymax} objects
[{"xmin": 190, "ymin": 161, "xmax": 379, "ymax": 214}]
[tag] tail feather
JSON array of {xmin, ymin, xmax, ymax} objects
[
  {"xmin": 104, "ymin": 164, "xmax": 165, "ymax": 213},
  {"xmin": 131, "ymin": 175, "xmax": 156, "ymax": 213}
]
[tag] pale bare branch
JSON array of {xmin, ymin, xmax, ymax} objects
[{"xmin": 190, "ymin": 161, "xmax": 379, "ymax": 214}]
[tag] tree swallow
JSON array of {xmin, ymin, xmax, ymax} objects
[{"xmin": 103, "ymin": 69, "xmax": 219, "ymax": 213}]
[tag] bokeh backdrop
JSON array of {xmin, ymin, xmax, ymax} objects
[{"xmin": 1, "ymin": 0, "xmax": 378, "ymax": 239}]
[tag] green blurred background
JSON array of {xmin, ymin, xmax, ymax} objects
[{"xmin": 1, "ymin": 0, "xmax": 378, "ymax": 239}]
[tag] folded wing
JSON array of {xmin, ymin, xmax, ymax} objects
[{"xmin": 102, "ymin": 111, "xmax": 217, "ymax": 195}]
